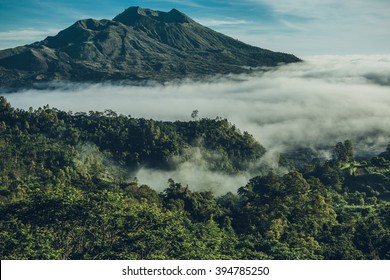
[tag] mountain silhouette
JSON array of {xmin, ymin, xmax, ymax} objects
[{"xmin": 0, "ymin": 6, "xmax": 301, "ymax": 89}]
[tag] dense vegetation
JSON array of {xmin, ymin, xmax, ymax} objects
[{"xmin": 0, "ymin": 96, "xmax": 389, "ymax": 259}]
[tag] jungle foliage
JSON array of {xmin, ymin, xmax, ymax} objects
[{"xmin": 0, "ymin": 96, "xmax": 389, "ymax": 259}]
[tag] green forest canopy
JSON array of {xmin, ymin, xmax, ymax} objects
[{"xmin": 0, "ymin": 96, "xmax": 389, "ymax": 259}]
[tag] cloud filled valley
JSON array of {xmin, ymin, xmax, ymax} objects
[{"xmin": 3, "ymin": 55, "xmax": 390, "ymax": 191}]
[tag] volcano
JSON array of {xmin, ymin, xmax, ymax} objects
[{"xmin": 0, "ymin": 6, "xmax": 301, "ymax": 90}]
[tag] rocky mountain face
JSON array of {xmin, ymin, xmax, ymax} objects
[{"xmin": 0, "ymin": 7, "xmax": 301, "ymax": 90}]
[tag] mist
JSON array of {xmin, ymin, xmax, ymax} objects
[
  {"xmin": 3, "ymin": 55, "xmax": 390, "ymax": 191},
  {"xmin": 135, "ymin": 146, "xmax": 288, "ymax": 196}
]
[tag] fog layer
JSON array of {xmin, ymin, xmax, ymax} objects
[
  {"xmin": 6, "ymin": 55, "xmax": 390, "ymax": 149},
  {"xmin": 4, "ymin": 55, "xmax": 390, "ymax": 191}
]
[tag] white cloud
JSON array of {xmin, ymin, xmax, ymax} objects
[
  {"xmin": 196, "ymin": 18, "xmax": 250, "ymax": 27},
  {"xmin": 248, "ymin": 0, "xmax": 389, "ymax": 20},
  {"xmin": 0, "ymin": 28, "xmax": 60, "ymax": 49},
  {"xmin": 4, "ymin": 55, "xmax": 390, "ymax": 154},
  {"xmin": 4, "ymin": 54, "xmax": 390, "ymax": 192},
  {"xmin": 135, "ymin": 147, "xmax": 252, "ymax": 196},
  {"xmin": 231, "ymin": 0, "xmax": 390, "ymax": 55}
]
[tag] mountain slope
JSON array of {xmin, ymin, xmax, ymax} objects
[{"xmin": 0, "ymin": 7, "xmax": 301, "ymax": 89}]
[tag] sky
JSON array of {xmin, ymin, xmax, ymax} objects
[{"xmin": 0, "ymin": 0, "xmax": 389, "ymax": 56}]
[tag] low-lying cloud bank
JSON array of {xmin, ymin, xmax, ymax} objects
[
  {"xmin": 135, "ymin": 147, "xmax": 251, "ymax": 196},
  {"xmin": 4, "ymin": 54, "xmax": 390, "ymax": 191},
  {"xmin": 135, "ymin": 146, "xmax": 287, "ymax": 196}
]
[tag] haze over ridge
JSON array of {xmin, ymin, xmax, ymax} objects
[{"xmin": 5, "ymin": 54, "xmax": 390, "ymax": 152}]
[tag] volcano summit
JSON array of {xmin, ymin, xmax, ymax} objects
[{"xmin": 0, "ymin": 6, "xmax": 301, "ymax": 89}]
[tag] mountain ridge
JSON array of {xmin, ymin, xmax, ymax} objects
[
  {"xmin": 113, "ymin": 7, "xmax": 194, "ymax": 25},
  {"xmin": 0, "ymin": 6, "xmax": 301, "ymax": 90}
]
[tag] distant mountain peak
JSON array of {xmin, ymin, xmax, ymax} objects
[
  {"xmin": 166, "ymin": 8, "xmax": 192, "ymax": 23},
  {"xmin": 113, "ymin": 6, "xmax": 192, "ymax": 25},
  {"xmin": 0, "ymin": 6, "xmax": 301, "ymax": 90}
]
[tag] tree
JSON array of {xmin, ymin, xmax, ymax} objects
[
  {"xmin": 333, "ymin": 140, "xmax": 354, "ymax": 162},
  {"xmin": 191, "ymin": 109, "xmax": 199, "ymax": 120}
]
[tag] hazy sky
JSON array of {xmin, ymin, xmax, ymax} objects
[{"xmin": 0, "ymin": 0, "xmax": 389, "ymax": 55}]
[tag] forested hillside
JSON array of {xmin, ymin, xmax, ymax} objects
[{"xmin": 0, "ymin": 96, "xmax": 389, "ymax": 259}]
